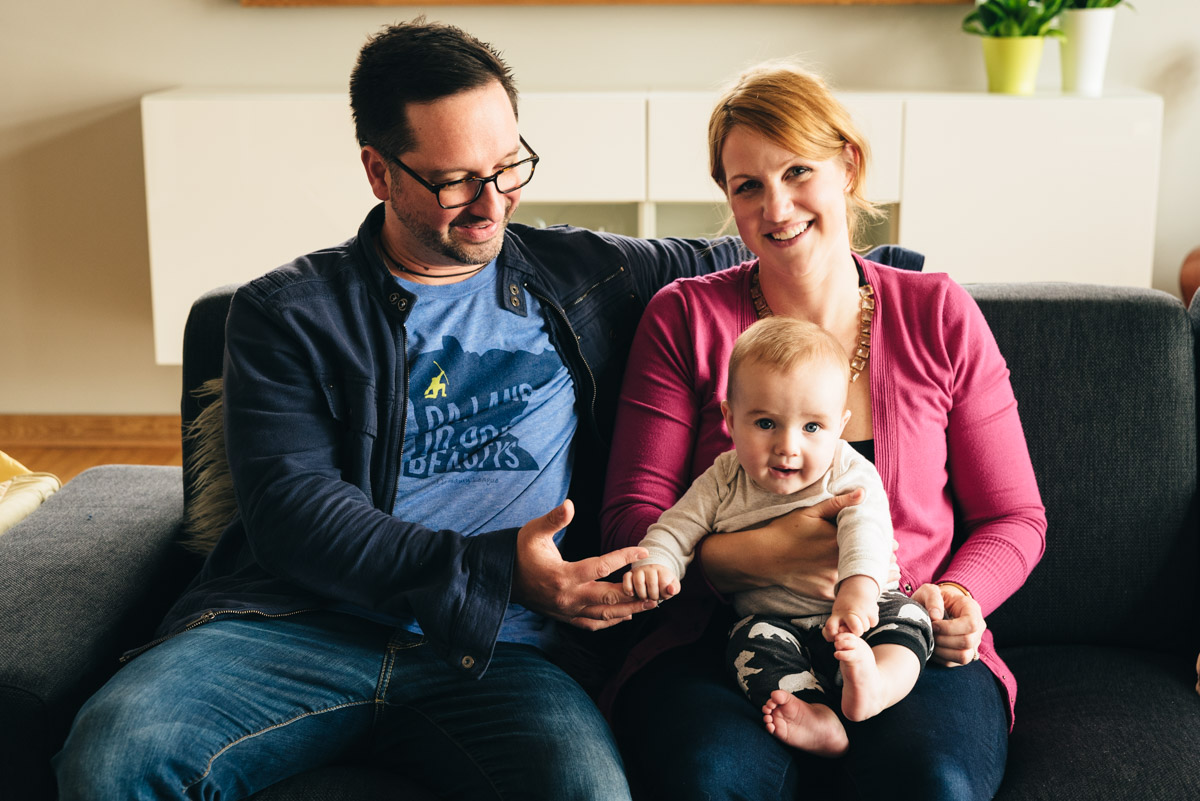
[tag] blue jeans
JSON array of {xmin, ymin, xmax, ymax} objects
[
  {"xmin": 54, "ymin": 612, "xmax": 630, "ymax": 801},
  {"xmin": 615, "ymin": 624, "xmax": 1008, "ymax": 801}
]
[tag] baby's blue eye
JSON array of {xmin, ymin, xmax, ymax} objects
[
  {"xmin": 803, "ymin": 422, "xmax": 821, "ymax": 433},
  {"xmin": 754, "ymin": 418, "xmax": 775, "ymax": 430}
]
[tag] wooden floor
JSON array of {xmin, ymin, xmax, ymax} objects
[{"xmin": 1, "ymin": 415, "xmax": 183, "ymax": 485}]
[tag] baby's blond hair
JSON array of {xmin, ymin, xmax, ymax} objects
[{"xmin": 727, "ymin": 317, "xmax": 850, "ymax": 404}]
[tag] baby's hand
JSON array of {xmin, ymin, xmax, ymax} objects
[
  {"xmin": 824, "ymin": 576, "xmax": 880, "ymax": 641},
  {"xmin": 623, "ymin": 564, "xmax": 681, "ymax": 602}
]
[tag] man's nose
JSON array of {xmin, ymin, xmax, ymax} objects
[{"xmin": 467, "ymin": 179, "xmax": 508, "ymax": 218}]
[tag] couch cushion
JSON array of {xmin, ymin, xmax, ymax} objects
[{"xmin": 997, "ymin": 644, "xmax": 1200, "ymax": 801}]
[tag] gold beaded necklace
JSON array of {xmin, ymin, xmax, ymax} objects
[{"xmin": 749, "ymin": 269, "xmax": 876, "ymax": 383}]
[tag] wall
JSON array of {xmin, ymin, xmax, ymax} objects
[{"xmin": 2, "ymin": 0, "xmax": 1197, "ymax": 414}]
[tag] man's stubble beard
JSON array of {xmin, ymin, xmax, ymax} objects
[{"xmin": 388, "ymin": 188, "xmax": 512, "ymax": 268}]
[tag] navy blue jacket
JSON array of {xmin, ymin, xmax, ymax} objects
[{"xmin": 153, "ymin": 204, "xmax": 749, "ymax": 676}]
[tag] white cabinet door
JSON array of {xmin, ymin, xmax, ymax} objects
[
  {"xmin": 898, "ymin": 92, "xmax": 1162, "ymax": 286},
  {"xmin": 142, "ymin": 91, "xmax": 371, "ymax": 365},
  {"xmin": 518, "ymin": 93, "xmax": 646, "ymax": 203},
  {"xmin": 647, "ymin": 92, "xmax": 723, "ymax": 204}
]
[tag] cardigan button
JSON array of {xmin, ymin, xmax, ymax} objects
[
  {"xmin": 904, "ymin": 583, "xmax": 913, "ymax": 593},
  {"xmin": 460, "ymin": 655, "xmax": 476, "ymax": 669}
]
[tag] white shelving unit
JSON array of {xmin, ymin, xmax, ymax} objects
[{"xmin": 142, "ymin": 88, "xmax": 1162, "ymax": 365}]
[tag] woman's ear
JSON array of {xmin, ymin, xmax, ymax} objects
[{"xmin": 841, "ymin": 144, "xmax": 861, "ymax": 192}]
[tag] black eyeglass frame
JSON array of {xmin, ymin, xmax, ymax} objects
[{"xmin": 380, "ymin": 136, "xmax": 540, "ymax": 210}]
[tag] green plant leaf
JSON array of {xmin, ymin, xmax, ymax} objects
[{"xmin": 962, "ymin": 0, "xmax": 1069, "ymax": 37}]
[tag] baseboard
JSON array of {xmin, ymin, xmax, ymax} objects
[{"xmin": 0, "ymin": 415, "xmax": 182, "ymax": 447}]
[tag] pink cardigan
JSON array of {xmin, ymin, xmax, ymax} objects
[{"xmin": 599, "ymin": 257, "xmax": 1047, "ymax": 725}]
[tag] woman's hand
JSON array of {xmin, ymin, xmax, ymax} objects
[
  {"xmin": 700, "ymin": 490, "xmax": 864, "ymax": 600},
  {"xmin": 912, "ymin": 582, "xmax": 986, "ymax": 667}
]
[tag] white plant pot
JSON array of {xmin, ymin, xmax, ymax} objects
[{"xmin": 1061, "ymin": 7, "xmax": 1117, "ymax": 97}]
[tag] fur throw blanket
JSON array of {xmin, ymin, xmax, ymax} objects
[{"xmin": 182, "ymin": 378, "xmax": 235, "ymax": 555}]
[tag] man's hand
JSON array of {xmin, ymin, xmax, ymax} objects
[
  {"xmin": 623, "ymin": 563, "xmax": 681, "ymax": 602},
  {"xmin": 511, "ymin": 499, "xmax": 657, "ymax": 631}
]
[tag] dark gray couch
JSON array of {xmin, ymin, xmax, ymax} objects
[{"xmin": 3, "ymin": 280, "xmax": 1198, "ymax": 800}]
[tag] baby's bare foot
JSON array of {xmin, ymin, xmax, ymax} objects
[
  {"xmin": 762, "ymin": 689, "xmax": 848, "ymax": 758},
  {"xmin": 834, "ymin": 632, "xmax": 886, "ymax": 721}
]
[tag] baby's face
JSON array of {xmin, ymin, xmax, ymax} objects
[{"xmin": 722, "ymin": 359, "xmax": 850, "ymax": 495}]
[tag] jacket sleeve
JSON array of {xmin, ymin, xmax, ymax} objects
[
  {"xmin": 936, "ymin": 282, "xmax": 1048, "ymax": 617},
  {"xmin": 604, "ymin": 234, "xmax": 750, "ymax": 303},
  {"xmin": 222, "ymin": 285, "xmax": 513, "ymax": 677}
]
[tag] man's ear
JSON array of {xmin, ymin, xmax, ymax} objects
[{"xmin": 361, "ymin": 146, "xmax": 392, "ymax": 202}]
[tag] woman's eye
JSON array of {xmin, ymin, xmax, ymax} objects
[
  {"xmin": 754, "ymin": 418, "xmax": 775, "ymax": 430},
  {"xmin": 732, "ymin": 180, "xmax": 760, "ymax": 195},
  {"xmin": 803, "ymin": 422, "xmax": 821, "ymax": 433},
  {"xmin": 786, "ymin": 165, "xmax": 810, "ymax": 179}
]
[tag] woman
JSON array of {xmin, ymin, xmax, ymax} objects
[{"xmin": 600, "ymin": 62, "xmax": 1046, "ymax": 800}]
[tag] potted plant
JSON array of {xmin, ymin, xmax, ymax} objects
[
  {"xmin": 963, "ymin": 0, "xmax": 1066, "ymax": 95},
  {"xmin": 1061, "ymin": 0, "xmax": 1131, "ymax": 96}
]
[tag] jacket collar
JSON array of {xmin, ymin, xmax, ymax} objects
[{"xmin": 354, "ymin": 203, "xmax": 542, "ymax": 320}]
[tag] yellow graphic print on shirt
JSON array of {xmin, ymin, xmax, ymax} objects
[
  {"xmin": 405, "ymin": 337, "xmax": 556, "ymax": 478},
  {"xmin": 424, "ymin": 361, "xmax": 448, "ymax": 399}
]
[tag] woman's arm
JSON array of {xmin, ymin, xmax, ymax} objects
[
  {"xmin": 936, "ymin": 283, "xmax": 1048, "ymax": 617},
  {"xmin": 600, "ymin": 284, "xmax": 705, "ymax": 553}
]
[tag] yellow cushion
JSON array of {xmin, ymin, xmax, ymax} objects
[
  {"xmin": 0, "ymin": 472, "xmax": 62, "ymax": 535},
  {"xmin": 0, "ymin": 450, "xmax": 32, "ymax": 483},
  {"xmin": 0, "ymin": 450, "xmax": 62, "ymax": 535}
]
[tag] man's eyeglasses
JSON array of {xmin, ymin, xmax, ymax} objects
[{"xmin": 381, "ymin": 136, "xmax": 539, "ymax": 209}]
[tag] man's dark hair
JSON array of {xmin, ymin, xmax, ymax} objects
[{"xmin": 350, "ymin": 18, "xmax": 519, "ymax": 157}]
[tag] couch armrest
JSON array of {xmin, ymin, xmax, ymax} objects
[{"xmin": 0, "ymin": 465, "xmax": 199, "ymax": 799}]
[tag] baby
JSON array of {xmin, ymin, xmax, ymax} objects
[{"xmin": 624, "ymin": 316, "xmax": 933, "ymax": 757}]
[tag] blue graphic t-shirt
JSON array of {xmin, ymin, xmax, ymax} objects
[{"xmin": 392, "ymin": 261, "xmax": 576, "ymax": 650}]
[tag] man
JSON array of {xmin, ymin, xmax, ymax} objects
[{"xmin": 53, "ymin": 18, "xmax": 746, "ymax": 800}]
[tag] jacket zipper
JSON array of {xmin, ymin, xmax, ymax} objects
[
  {"xmin": 387, "ymin": 323, "xmax": 409, "ymax": 515},
  {"xmin": 524, "ymin": 282, "xmax": 600, "ymax": 441},
  {"xmin": 119, "ymin": 607, "xmax": 315, "ymax": 664}
]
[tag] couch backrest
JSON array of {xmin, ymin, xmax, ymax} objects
[{"xmin": 972, "ymin": 284, "xmax": 1199, "ymax": 655}]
